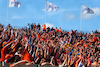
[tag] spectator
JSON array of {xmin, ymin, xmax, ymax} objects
[
  {"xmin": 37, "ymin": 23, "xmax": 41, "ymax": 30},
  {"xmin": 0, "ymin": 23, "xmax": 99, "ymax": 67}
]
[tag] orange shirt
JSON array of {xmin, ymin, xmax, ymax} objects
[
  {"xmin": 40, "ymin": 38, "xmax": 45, "ymax": 41},
  {"xmin": 93, "ymin": 37, "xmax": 97, "ymax": 42},
  {"xmin": 87, "ymin": 58, "xmax": 91, "ymax": 66},
  {"xmin": 84, "ymin": 44, "xmax": 88, "ymax": 48},
  {"xmin": 59, "ymin": 28, "xmax": 62, "ymax": 32},
  {"xmin": 42, "ymin": 25, "xmax": 46, "ymax": 30},
  {"xmin": 32, "ymin": 33, "xmax": 35, "ymax": 38},
  {"xmin": 0, "ymin": 47, "xmax": 6, "ymax": 62},
  {"xmin": 73, "ymin": 44, "xmax": 77, "ymax": 48},
  {"xmin": 33, "ymin": 25, "xmax": 36, "ymax": 29},
  {"xmin": 37, "ymin": 34, "xmax": 40, "ymax": 39},
  {"xmin": 89, "ymin": 39, "xmax": 92, "ymax": 44},
  {"xmin": 21, "ymin": 49, "xmax": 32, "ymax": 62},
  {"xmin": 55, "ymin": 29, "xmax": 58, "ymax": 32},
  {"xmin": 70, "ymin": 32, "xmax": 72, "ymax": 35}
]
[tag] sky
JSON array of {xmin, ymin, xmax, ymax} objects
[{"xmin": 0, "ymin": 0, "xmax": 100, "ymax": 32}]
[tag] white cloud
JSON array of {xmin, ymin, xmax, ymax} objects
[
  {"xmin": 67, "ymin": 14, "xmax": 74, "ymax": 20},
  {"xmin": 47, "ymin": 9, "xmax": 66, "ymax": 15},
  {"xmin": 82, "ymin": 14, "xmax": 94, "ymax": 19},
  {"xmin": 11, "ymin": 16, "xmax": 26, "ymax": 19},
  {"xmin": 92, "ymin": 7, "xmax": 100, "ymax": 15},
  {"xmin": 42, "ymin": 9, "xmax": 46, "ymax": 11},
  {"xmin": 11, "ymin": 15, "xmax": 44, "ymax": 20},
  {"xmin": 64, "ymin": 14, "xmax": 75, "ymax": 20},
  {"xmin": 44, "ymin": 23, "xmax": 54, "ymax": 28},
  {"xmin": 83, "ymin": 7, "xmax": 100, "ymax": 19},
  {"xmin": 42, "ymin": 8, "xmax": 77, "ymax": 15}
]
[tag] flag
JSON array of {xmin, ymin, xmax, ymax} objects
[
  {"xmin": 9, "ymin": 0, "xmax": 21, "ymax": 7},
  {"xmin": 46, "ymin": 1, "xmax": 59, "ymax": 11},
  {"xmin": 82, "ymin": 5, "xmax": 94, "ymax": 14},
  {"xmin": 23, "ymin": 35, "xmax": 28, "ymax": 41}
]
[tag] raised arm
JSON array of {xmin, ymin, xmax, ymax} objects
[
  {"xmin": 4, "ymin": 40, "xmax": 14, "ymax": 48},
  {"xmin": 62, "ymin": 58, "xmax": 67, "ymax": 66},
  {"xmin": 0, "ymin": 34, "xmax": 3, "ymax": 38},
  {"xmin": 50, "ymin": 56, "xmax": 55, "ymax": 66},
  {"xmin": 76, "ymin": 54, "xmax": 81, "ymax": 67},
  {"xmin": 10, "ymin": 60, "xmax": 30, "ymax": 67},
  {"xmin": 35, "ymin": 57, "xmax": 39, "ymax": 63},
  {"xmin": 62, "ymin": 54, "xmax": 67, "ymax": 66},
  {"xmin": 35, "ymin": 47, "xmax": 39, "ymax": 57},
  {"xmin": 25, "ymin": 40, "xmax": 28, "ymax": 49},
  {"xmin": 44, "ymin": 49, "xmax": 47, "ymax": 58}
]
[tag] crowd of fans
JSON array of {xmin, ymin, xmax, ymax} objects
[{"xmin": 0, "ymin": 23, "xmax": 100, "ymax": 67}]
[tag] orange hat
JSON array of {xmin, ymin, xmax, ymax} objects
[{"xmin": 2, "ymin": 41, "xmax": 7, "ymax": 47}]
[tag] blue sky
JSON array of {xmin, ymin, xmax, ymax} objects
[{"xmin": 0, "ymin": 0, "xmax": 100, "ymax": 32}]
